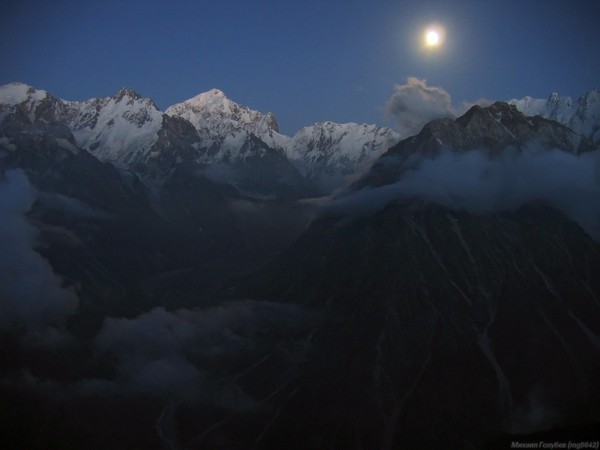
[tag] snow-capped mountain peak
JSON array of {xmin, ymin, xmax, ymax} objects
[
  {"xmin": 180, "ymin": 88, "xmax": 228, "ymax": 108},
  {"xmin": 111, "ymin": 87, "xmax": 159, "ymax": 110},
  {"xmin": 509, "ymin": 88, "xmax": 600, "ymax": 144},
  {"xmin": 0, "ymin": 83, "xmax": 166, "ymax": 168},
  {"xmin": 114, "ymin": 87, "xmax": 143, "ymax": 101},
  {"xmin": 166, "ymin": 89, "xmax": 279, "ymax": 139},
  {"xmin": 0, "ymin": 82, "xmax": 49, "ymax": 106},
  {"xmin": 64, "ymin": 89, "xmax": 165, "ymax": 167},
  {"xmin": 0, "ymin": 82, "xmax": 54, "ymax": 124},
  {"xmin": 282, "ymin": 121, "xmax": 400, "ymax": 191},
  {"xmin": 286, "ymin": 121, "xmax": 400, "ymax": 171},
  {"xmin": 165, "ymin": 88, "xmax": 288, "ymax": 154}
]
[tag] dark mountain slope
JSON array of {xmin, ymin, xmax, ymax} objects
[{"xmin": 231, "ymin": 201, "xmax": 600, "ymax": 449}]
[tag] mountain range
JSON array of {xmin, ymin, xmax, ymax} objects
[
  {"xmin": 1, "ymin": 82, "xmax": 600, "ymax": 449},
  {"xmin": 0, "ymin": 82, "xmax": 400, "ymax": 193}
]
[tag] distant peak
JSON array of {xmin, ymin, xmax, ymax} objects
[
  {"xmin": 463, "ymin": 101, "xmax": 519, "ymax": 116},
  {"xmin": 311, "ymin": 121, "xmax": 343, "ymax": 129},
  {"xmin": 548, "ymin": 92, "xmax": 561, "ymax": 101},
  {"xmin": 489, "ymin": 101, "xmax": 520, "ymax": 112},
  {"xmin": 111, "ymin": 88, "xmax": 159, "ymax": 109},
  {"xmin": 0, "ymin": 81, "xmax": 36, "ymax": 93},
  {"xmin": 455, "ymin": 102, "xmax": 523, "ymax": 128},
  {"xmin": 580, "ymin": 89, "xmax": 600, "ymax": 99},
  {"xmin": 164, "ymin": 88, "xmax": 241, "ymax": 117},
  {"xmin": 207, "ymin": 88, "xmax": 226, "ymax": 97},
  {"xmin": 183, "ymin": 88, "xmax": 228, "ymax": 106},
  {"xmin": 114, "ymin": 87, "xmax": 142, "ymax": 101},
  {"xmin": 461, "ymin": 103, "xmax": 485, "ymax": 118},
  {"xmin": 0, "ymin": 81, "xmax": 48, "ymax": 105}
]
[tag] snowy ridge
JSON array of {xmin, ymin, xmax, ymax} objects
[
  {"xmin": 165, "ymin": 88, "xmax": 289, "ymax": 151},
  {"xmin": 64, "ymin": 89, "xmax": 164, "ymax": 167},
  {"xmin": 0, "ymin": 82, "xmax": 49, "ymax": 107},
  {"xmin": 285, "ymin": 121, "xmax": 399, "ymax": 176},
  {"xmin": 164, "ymin": 88, "xmax": 400, "ymax": 178},
  {"xmin": 509, "ymin": 89, "xmax": 600, "ymax": 143},
  {"xmin": 0, "ymin": 83, "xmax": 165, "ymax": 168},
  {"xmin": 0, "ymin": 82, "xmax": 50, "ymax": 122}
]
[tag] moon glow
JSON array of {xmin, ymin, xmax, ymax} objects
[
  {"xmin": 426, "ymin": 30, "xmax": 440, "ymax": 46},
  {"xmin": 423, "ymin": 25, "xmax": 445, "ymax": 49}
]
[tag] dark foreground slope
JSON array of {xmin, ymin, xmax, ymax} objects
[{"xmin": 232, "ymin": 201, "xmax": 600, "ymax": 449}]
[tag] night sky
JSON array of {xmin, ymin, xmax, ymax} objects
[{"xmin": 1, "ymin": 0, "xmax": 599, "ymax": 135}]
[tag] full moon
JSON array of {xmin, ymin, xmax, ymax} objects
[
  {"xmin": 423, "ymin": 25, "xmax": 445, "ymax": 49},
  {"xmin": 426, "ymin": 30, "xmax": 440, "ymax": 46}
]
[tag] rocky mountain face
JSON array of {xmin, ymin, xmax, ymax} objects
[
  {"xmin": 510, "ymin": 89, "xmax": 600, "ymax": 145},
  {"xmin": 1, "ymin": 83, "xmax": 599, "ymax": 449}
]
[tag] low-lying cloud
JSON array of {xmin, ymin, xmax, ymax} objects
[
  {"xmin": 85, "ymin": 300, "xmax": 315, "ymax": 403},
  {"xmin": 0, "ymin": 170, "xmax": 78, "ymax": 338},
  {"xmin": 386, "ymin": 77, "xmax": 455, "ymax": 137},
  {"xmin": 326, "ymin": 147, "xmax": 600, "ymax": 240}
]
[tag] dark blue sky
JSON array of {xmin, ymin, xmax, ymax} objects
[{"xmin": 1, "ymin": 0, "xmax": 598, "ymax": 135}]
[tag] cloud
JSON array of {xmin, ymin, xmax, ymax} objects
[
  {"xmin": 0, "ymin": 170, "xmax": 78, "ymax": 339},
  {"xmin": 386, "ymin": 77, "xmax": 454, "ymax": 137},
  {"xmin": 325, "ymin": 147, "xmax": 600, "ymax": 240},
  {"xmin": 89, "ymin": 300, "xmax": 315, "ymax": 403},
  {"xmin": 384, "ymin": 78, "xmax": 497, "ymax": 136}
]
